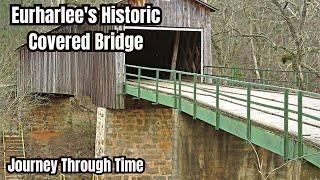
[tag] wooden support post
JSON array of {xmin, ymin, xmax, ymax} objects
[
  {"xmin": 170, "ymin": 31, "xmax": 181, "ymax": 80},
  {"xmin": 193, "ymin": 73, "xmax": 197, "ymax": 119}
]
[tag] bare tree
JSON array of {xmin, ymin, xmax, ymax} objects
[{"xmin": 209, "ymin": 0, "xmax": 320, "ymax": 90}]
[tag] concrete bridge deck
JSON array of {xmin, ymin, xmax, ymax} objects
[{"xmin": 127, "ymin": 80, "xmax": 320, "ymax": 147}]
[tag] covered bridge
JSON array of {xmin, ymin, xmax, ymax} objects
[{"xmin": 17, "ymin": 0, "xmax": 217, "ymax": 109}]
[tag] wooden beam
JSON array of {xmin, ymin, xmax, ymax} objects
[{"xmin": 170, "ymin": 31, "xmax": 181, "ymax": 80}]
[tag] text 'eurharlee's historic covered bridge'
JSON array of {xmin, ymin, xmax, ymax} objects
[{"xmin": 17, "ymin": 0, "xmax": 217, "ymax": 109}]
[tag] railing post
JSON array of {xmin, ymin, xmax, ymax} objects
[
  {"xmin": 305, "ymin": 72, "xmax": 309, "ymax": 91},
  {"xmin": 174, "ymin": 71, "xmax": 177, "ymax": 109},
  {"xmin": 156, "ymin": 69, "xmax": 159, "ymax": 104},
  {"xmin": 215, "ymin": 78, "xmax": 220, "ymax": 130},
  {"xmin": 178, "ymin": 73, "xmax": 182, "ymax": 112},
  {"xmin": 193, "ymin": 73, "xmax": 197, "ymax": 119},
  {"xmin": 247, "ymin": 83, "xmax": 252, "ymax": 141},
  {"xmin": 231, "ymin": 67, "xmax": 236, "ymax": 80},
  {"xmin": 297, "ymin": 90, "xmax": 303, "ymax": 157},
  {"xmin": 294, "ymin": 72, "xmax": 298, "ymax": 89},
  {"xmin": 138, "ymin": 67, "xmax": 141, "ymax": 99},
  {"xmin": 284, "ymin": 89, "xmax": 289, "ymax": 161}
]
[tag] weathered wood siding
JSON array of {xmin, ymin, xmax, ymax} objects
[
  {"xmin": 18, "ymin": 0, "xmax": 213, "ymax": 109},
  {"xmin": 19, "ymin": 24, "xmax": 124, "ymax": 109}
]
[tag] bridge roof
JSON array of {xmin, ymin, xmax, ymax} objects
[{"xmin": 115, "ymin": 0, "xmax": 218, "ymax": 12}]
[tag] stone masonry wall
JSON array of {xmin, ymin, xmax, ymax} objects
[
  {"xmin": 173, "ymin": 110, "xmax": 320, "ymax": 180},
  {"xmin": 97, "ymin": 102, "xmax": 174, "ymax": 179}
]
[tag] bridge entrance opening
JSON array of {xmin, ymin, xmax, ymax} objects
[{"xmin": 125, "ymin": 27, "xmax": 202, "ymax": 79}]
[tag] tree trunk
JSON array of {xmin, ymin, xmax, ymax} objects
[
  {"xmin": 270, "ymin": 0, "xmax": 307, "ymax": 90},
  {"xmin": 294, "ymin": 48, "xmax": 305, "ymax": 90},
  {"xmin": 249, "ymin": 19, "xmax": 261, "ymax": 80}
]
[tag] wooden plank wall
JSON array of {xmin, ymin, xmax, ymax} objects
[
  {"xmin": 19, "ymin": 24, "xmax": 124, "ymax": 109},
  {"xmin": 18, "ymin": 0, "xmax": 212, "ymax": 109}
]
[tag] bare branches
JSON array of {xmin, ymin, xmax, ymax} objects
[
  {"xmin": 216, "ymin": 26, "xmax": 294, "ymax": 54},
  {"xmin": 300, "ymin": 0, "xmax": 308, "ymax": 27},
  {"xmin": 301, "ymin": 63, "xmax": 320, "ymax": 77},
  {"xmin": 271, "ymin": 0, "xmax": 300, "ymax": 47},
  {"xmin": 210, "ymin": 0, "xmax": 320, "ymax": 91}
]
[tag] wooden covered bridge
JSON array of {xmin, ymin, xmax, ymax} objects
[{"xmin": 15, "ymin": 0, "xmax": 320, "ymax": 174}]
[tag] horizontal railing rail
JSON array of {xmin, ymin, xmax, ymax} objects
[
  {"xmin": 124, "ymin": 64, "xmax": 320, "ymax": 166},
  {"xmin": 203, "ymin": 66, "xmax": 319, "ymax": 74},
  {"xmin": 203, "ymin": 66, "xmax": 320, "ymax": 92}
]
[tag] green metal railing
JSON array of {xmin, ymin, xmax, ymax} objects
[
  {"xmin": 204, "ymin": 66, "xmax": 320, "ymax": 92},
  {"xmin": 124, "ymin": 64, "xmax": 320, "ymax": 168}
]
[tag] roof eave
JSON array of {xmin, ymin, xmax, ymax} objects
[
  {"xmin": 116, "ymin": 0, "xmax": 218, "ymax": 12},
  {"xmin": 194, "ymin": 0, "xmax": 218, "ymax": 12}
]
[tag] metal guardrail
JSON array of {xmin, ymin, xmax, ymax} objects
[
  {"xmin": 203, "ymin": 66, "xmax": 320, "ymax": 92},
  {"xmin": 124, "ymin": 64, "xmax": 320, "ymax": 165}
]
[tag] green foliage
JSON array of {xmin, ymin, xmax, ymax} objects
[
  {"xmin": 281, "ymin": 53, "xmax": 295, "ymax": 64},
  {"xmin": 231, "ymin": 66, "xmax": 245, "ymax": 80}
]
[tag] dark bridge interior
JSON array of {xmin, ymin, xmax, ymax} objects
[{"xmin": 125, "ymin": 29, "xmax": 201, "ymax": 79}]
